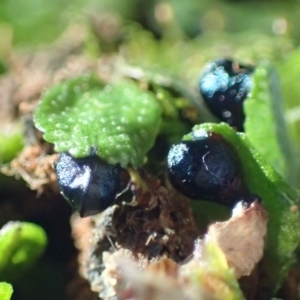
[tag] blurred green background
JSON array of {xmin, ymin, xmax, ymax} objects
[{"xmin": 0, "ymin": 0, "xmax": 300, "ymax": 48}]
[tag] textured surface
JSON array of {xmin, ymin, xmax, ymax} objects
[{"xmin": 34, "ymin": 75, "xmax": 162, "ymax": 168}]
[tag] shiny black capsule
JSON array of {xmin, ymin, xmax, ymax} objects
[
  {"xmin": 199, "ymin": 59, "xmax": 254, "ymax": 131},
  {"xmin": 55, "ymin": 152, "xmax": 122, "ymax": 217},
  {"xmin": 167, "ymin": 132, "xmax": 247, "ymax": 205}
]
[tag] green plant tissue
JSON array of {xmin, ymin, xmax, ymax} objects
[
  {"xmin": 244, "ymin": 63, "xmax": 296, "ymax": 183},
  {"xmin": 0, "ymin": 282, "xmax": 13, "ymax": 300},
  {"xmin": 34, "ymin": 74, "xmax": 162, "ymax": 168},
  {"xmin": 279, "ymin": 49, "xmax": 300, "ymax": 158},
  {"xmin": 0, "ymin": 221, "xmax": 47, "ymax": 282}
]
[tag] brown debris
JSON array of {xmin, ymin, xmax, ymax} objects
[
  {"xmin": 113, "ymin": 183, "xmax": 197, "ymax": 263},
  {"xmin": 67, "ymin": 215, "xmax": 99, "ymax": 300},
  {"xmin": 0, "ymin": 31, "xmax": 114, "ymax": 127},
  {"xmin": 81, "ymin": 206, "xmax": 120, "ymax": 299},
  {"xmin": 146, "ymin": 257, "xmax": 179, "ymax": 279},
  {"xmin": 1, "ymin": 145, "xmax": 59, "ymax": 193},
  {"xmin": 0, "ymin": 53, "xmax": 52, "ymax": 122},
  {"xmin": 71, "ymin": 214, "xmax": 95, "ymax": 277},
  {"xmin": 74, "ymin": 179, "xmax": 198, "ymax": 299}
]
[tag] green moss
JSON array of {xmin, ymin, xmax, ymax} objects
[
  {"xmin": 244, "ymin": 64, "xmax": 286, "ymax": 178},
  {"xmin": 34, "ymin": 74, "xmax": 162, "ymax": 168}
]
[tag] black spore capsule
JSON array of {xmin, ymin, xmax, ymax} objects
[
  {"xmin": 55, "ymin": 152, "xmax": 122, "ymax": 217},
  {"xmin": 199, "ymin": 58, "xmax": 254, "ymax": 131},
  {"xmin": 167, "ymin": 132, "xmax": 247, "ymax": 205}
]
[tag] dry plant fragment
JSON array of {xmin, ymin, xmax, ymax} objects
[
  {"xmin": 1, "ymin": 145, "xmax": 59, "ymax": 193},
  {"xmin": 206, "ymin": 200, "xmax": 268, "ymax": 278},
  {"xmin": 116, "ymin": 258, "xmax": 185, "ymax": 300},
  {"xmin": 115, "ymin": 240, "xmax": 245, "ymax": 300},
  {"xmin": 71, "ymin": 215, "xmax": 95, "ymax": 277},
  {"xmin": 146, "ymin": 257, "xmax": 179, "ymax": 278}
]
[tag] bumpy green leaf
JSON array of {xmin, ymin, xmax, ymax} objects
[
  {"xmin": 0, "ymin": 282, "xmax": 13, "ymax": 300},
  {"xmin": 244, "ymin": 64, "xmax": 295, "ymax": 181},
  {"xmin": 0, "ymin": 222, "xmax": 47, "ymax": 282},
  {"xmin": 34, "ymin": 75, "xmax": 162, "ymax": 168},
  {"xmin": 187, "ymin": 123, "xmax": 300, "ymax": 298}
]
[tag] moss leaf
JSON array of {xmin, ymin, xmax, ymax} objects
[
  {"xmin": 244, "ymin": 64, "xmax": 291, "ymax": 179},
  {"xmin": 0, "ymin": 282, "xmax": 13, "ymax": 300},
  {"xmin": 189, "ymin": 123, "xmax": 300, "ymax": 298},
  {"xmin": 279, "ymin": 50, "xmax": 300, "ymax": 184},
  {"xmin": 34, "ymin": 75, "xmax": 162, "ymax": 168},
  {"xmin": 0, "ymin": 222, "xmax": 47, "ymax": 282}
]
